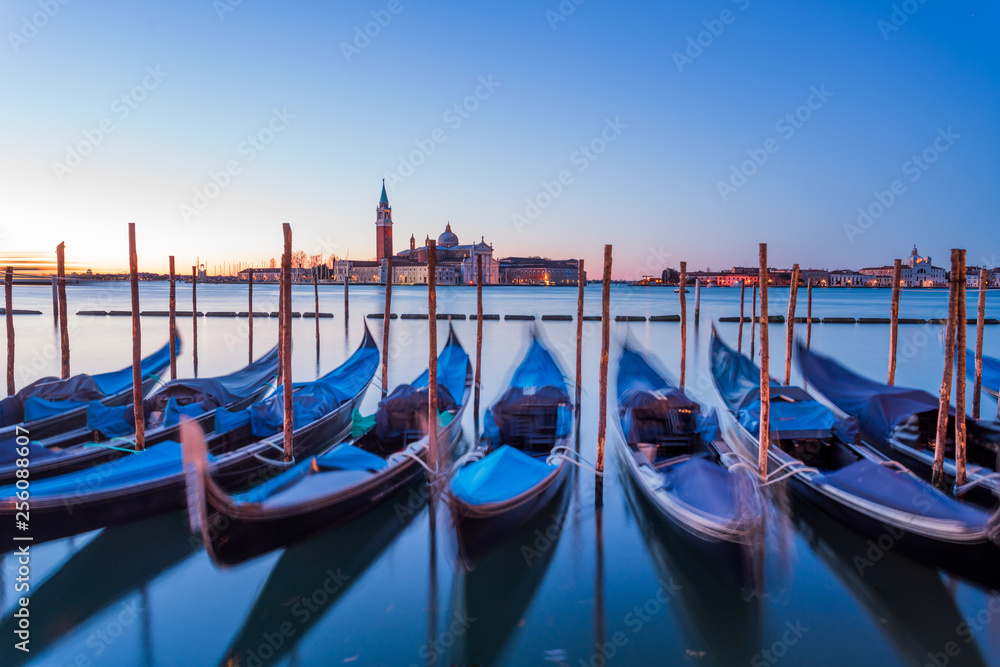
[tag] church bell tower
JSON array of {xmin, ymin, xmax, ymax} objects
[{"xmin": 376, "ymin": 180, "xmax": 392, "ymax": 261}]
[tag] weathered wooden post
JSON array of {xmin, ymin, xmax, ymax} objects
[
  {"xmin": 191, "ymin": 265, "xmax": 199, "ymax": 377},
  {"xmin": 314, "ymin": 269, "xmax": 321, "ymax": 365},
  {"xmin": 806, "ymin": 278, "xmax": 813, "ymax": 349},
  {"xmin": 679, "ymin": 262, "xmax": 687, "ymax": 390},
  {"xmin": 972, "ymin": 267, "xmax": 988, "ymax": 419},
  {"xmin": 56, "ymin": 242, "xmax": 70, "ymax": 378},
  {"xmin": 955, "ymin": 250, "xmax": 968, "ymax": 486},
  {"xmin": 343, "ymin": 270, "xmax": 349, "ymax": 322},
  {"xmin": 128, "ymin": 224, "xmax": 145, "ymax": 451},
  {"xmin": 750, "ymin": 284, "xmax": 758, "ymax": 358},
  {"xmin": 932, "ymin": 249, "xmax": 961, "ymax": 487},
  {"xmin": 575, "ymin": 259, "xmax": 585, "ymax": 410},
  {"xmin": 5, "ymin": 267, "xmax": 14, "ymax": 396},
  {"xmin": 248, "ymin": 270, "xmax": 254, "ymax": 364},
  {"xmin": 758, "ymin": 243, "xmax": 770, "ymax": 477},
  {"xmin": 737, "ymin": 280, "xmax": 746, "ymax": 354},
  {"xmin": 597, "ymin": 245, "xmax": 612, "ymax": 501},
  {"xmin": 51, "ymin": 277, "xmax": 58, "ymax": 327},
  {"xmin": 783, "ymin": 264, "xmax": 799, "ymax": 386},
  {"xmin": 474, "ymin": 255, "xmax": 484, "ymax": 418},
  {"xmin": 694, "ymin": 277, "xmax": 701, "ymax": 325},
  {"xmin": 888, "ymin": 259, "xmax": 902, "ymax": 385},
  {"xmin": 168, "ymin": 256, "xmax": 177, "ymax": 380},
  {"xmin": 282, "ymin": 224, "xmax": 294, "ymax": 462},
  {"xmin": 427, "ymin": 241, "xmax": 439, "ymax": 472},
  {"xmin": 381, "ymin": 256, "xmax": 393, "ymax": 399}
]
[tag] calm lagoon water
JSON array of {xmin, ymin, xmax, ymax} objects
[{"xmin": 2, "ymin": 282, "xmax": 999, "ymax": 666}]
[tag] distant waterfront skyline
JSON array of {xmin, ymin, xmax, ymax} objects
[{"xmin": 1, "ymin": 1, "xmax": 996, "ymax": 278}]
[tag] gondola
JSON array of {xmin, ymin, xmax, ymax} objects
[
  {"xmin": 184, "ymin": 325, "xmax": 471, "ymax": 566},
  {"xmin": 0, "ymin": 346, "xmax": 279, "ymax": 484},
  {"xmin": 0, "ymin": 327, "xmax": 379, "ymax": 543},
  {"xmin": 709, "ymin": 327, "xmax": 1000, "ymax": 574},
  {"xmin": 0, "ymin": 340, "xmax": 174, "ymax": 449},
  {"xmin": 614, "ymin": 343, "xmax": 764, "ymax": 566},
  {"xmin": 447, "ymin": 333, "xmax": 574, "ymax": 564},
  {"xmin": 798, "ymin": 343, "xmax": 1000, "ymax": 503}
]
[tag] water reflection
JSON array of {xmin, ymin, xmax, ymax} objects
[
  {"xmin": 622, "ymin": 475, "xmax": 763, "ymax": 666},
  {"xmin": 219, "ymin": 483, "xmax": 424, "ymax": 667},
  {"xmin": 447, "ymin": 485, "xmax": 569, "ymax": 666},
  {"xmin": 793, "ymin": 498, "xmax": 991, "ymax": 667}
]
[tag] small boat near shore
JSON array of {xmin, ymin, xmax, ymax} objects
[
  {"xmin": 447, "ymin": 333, "xmax": 575, "ymax": 564},
  {"xmin": 184, "ymin": 325, "xmax": 471, "ymax": 566},
  {"xmin": 709, "ymin": 327, "xmax": 1000, "ymax": 575},
  {"xmin": 0, "ymin": 340, "xmax": 174, "ymax": 449},
  {"xmin": 798, "ymin": 343, "xmax": 1000, "ymax": 504},
  {"xmin": 614, "ymin": 343, "xmax": 764, "ymax": 564},
  {"xmin": 0, "ymin": 328, "xmax": 379, "ymax": 543},
  {"xmin": 0, "ymin": 346, "xmax": 279, "ymax": 484}
]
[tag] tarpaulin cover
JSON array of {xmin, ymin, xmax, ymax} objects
[
  {"xmin": 412, "ymin": 333, "xmax": 470, "ymax": 406},
  {"xmin": 86, "ymin": 346, "xmax": 279, "ymax": 437},
  {"xmin": 351, "ymin": 408, "xmax": 377, "ymax": 439},
  {"xmin": 313, "ymin": 444, "xmax": 388, "ymax": 472},
  {"xmin": 971, "ymin": 352, "xmax": 1000, "ymax": 396},
  {"xmin": 0, "ymin": 341, "xmax": 174, "ymax": 427},
  {"xmin": 710, "ymin": 332, "xmax": 846, "ymax": 439},
  {"xmin": 23, "ymin": 397, "xmax": 89, "ymax": 422},
  {"xmin": 450, "ymin": 445, "xmax": 555, "ymax": 505},
  {"xmin": 89, "ymin": 340, "xmax": 175, "ymax": 396},
  {"xmin": 374, "ymin": 384, "xmax": 456, "ymax": 443},
  {"xmin": 509, "ymin": 337, "xmax": 568, "ymax": 392},
  {"xmin": 798, "ymin": 343, "xmax": 946, "ymax": 442},
  {"xmin": 815, "ymin": 458, "xmax": 989, "ymax": 525},
  {"xmin": 219, "ymin": 333, "xmax": 378, "ymax": 439},
  {"xmin": 0, "ymin": 440, "xmax": 204, "ymax": 499},
  {"xmin": 662, "ymin": 456, "xmax": 752, "ymax": 519}
]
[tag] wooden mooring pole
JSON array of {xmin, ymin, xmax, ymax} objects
[
  {"xmin": 694, "ymin": 277, "xmax": 701, "ymax": 325},
  {"xmin": 972, "ymin": 268, "xmax": 987, "ymax": 420},
  {"xmin": 758, "ymin": 243, "xmax": 770, "ymax": 477},
  {"xmin": 783, "ymin": 264, "xmax": 799, "ymax": 386},
  {"xmin": 955, "ymin": 250, "xmax": 968, "ymax": 487},
  {"xmin": 932, "ymin": 249, "xmax": 961, "ymax": 487},
  {"xmin": 191, "ymin": 265, "xmax": 199, "ymax": 377},
  {"xmin": 679, "ymin": 262, "xmax": 687, "ymax": 390},
  {"xmin": 168, "ymin": 256, "xmax": 177, "ymax": 380},
  {"xmin": 737, "ymin": 280, "xmax": 746, "ymax": 354},
  {"xmin": 314, "ymin": 269, "xmax": 321, "ymax": 367},
  {"xmin": 427, "ymin": 241, "xmax": 439, "ymax": 473},
  {"xmin": 50, "ymin": 277, "xmax": 58, "ymax": 327},
  {"xmin": 56, "ymin": 242, "xmax": 69, "ymax": 378},
  {"xmin": 596, "ymin": 245, "xmax": 612, "ymax": 502},
  {"xmin": 248, "ymin": 271, "xmax": 254, "ymax": 364},
  {"xmin": 343, "ymin": 272, "xmax": 349, "ymax": 322},
  {"xmin": 474, "ymin": 255, "xmax": 484, "ymax": 419},
  {"xmin": 888, "ymin": 259, "xmax": 902, "ymax": 385},
  {"xmin": 5, "ymin": 267, "xmax": 14, "ymax": 396},
  {"xmin": 750, "ymin": 284, "xmax": 758, "ymax": 358},
  {"xmin": 382, "ymin": 256, "xmax": 393, "ymax": 399},
  {"xmin": 281, "ymin": 224, "xmax": 294, "ymax": 462},
  {"xmin": 806, "ymin": 278, "xmax": 813, "ymax": 350},
  {"xmin": 575, "ymin": 259, "xmax": 585, "ymax": 410},
  {"xmin": 128, "ymin": 224, "xmax": 145, "ymax": 451}
]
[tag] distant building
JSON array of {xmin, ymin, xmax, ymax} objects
[
  {"xmin": 237, "ymin": 267, "xmax": 312, "ymax": 281},
  {"xmin": 827, "ymin": 269, "xmax": 865, "ymax": 287},
  {"xmin": 498, "ymin": 257, "xmax": 583, "ymax": 285},
  {"xmin": 395, "ymin": 222, "xmax": 499, "ymax": 285}
]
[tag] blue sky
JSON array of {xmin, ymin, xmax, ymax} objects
[{"xmin": 0, "ymin": 0, "xmax": 996, "ymax": 276}]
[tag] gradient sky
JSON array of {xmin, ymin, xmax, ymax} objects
[{"xmin": 0, "ymin": 0, "xmax": 996, "ymax": 277}]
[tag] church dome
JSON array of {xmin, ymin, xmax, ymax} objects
[{"xmin": 438, "ymin": 223, "xmax": 459, "ymax": 248}]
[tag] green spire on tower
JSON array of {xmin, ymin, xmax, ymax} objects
[{"xmin": 379, "ymin": 179, "xmax": 389, "ymax": 205}]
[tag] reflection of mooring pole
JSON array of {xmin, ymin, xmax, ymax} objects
[
  {"xmin": 426, "ymin": 487, "xmax": 439, "ymax": 667},
  {"xmin": 141, "ymin": 585, "xmax": 152, "ymax": 667},
  {"xmin": 594, "ymin": 503, "xmax": 606, "ymax": 661}
]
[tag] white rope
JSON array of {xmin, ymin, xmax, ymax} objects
[
  {"xmin": 252, "ymin": 452, "xmax": 295, "ymax": 467},
  {"xmin": 762, "ymin": 465, "xmax": 819, "ymax": 487},
  {"xmin": 877, "ymin": 459, "xmax": 913, "ymax": 474},
  {"xmin": 548, "ymin": 451, "xmax": 604, "ymax": 477},
  {"xmin": 953, "ymin": 472, "xmax": 1000, "ymax": 497},
  {"xmin": 388, "ymin": 449, "xmax": 436, "ymax": 475},
  {"xmin": 450, "ymin": 450, "xmax": 485, "ymax": 474}
]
